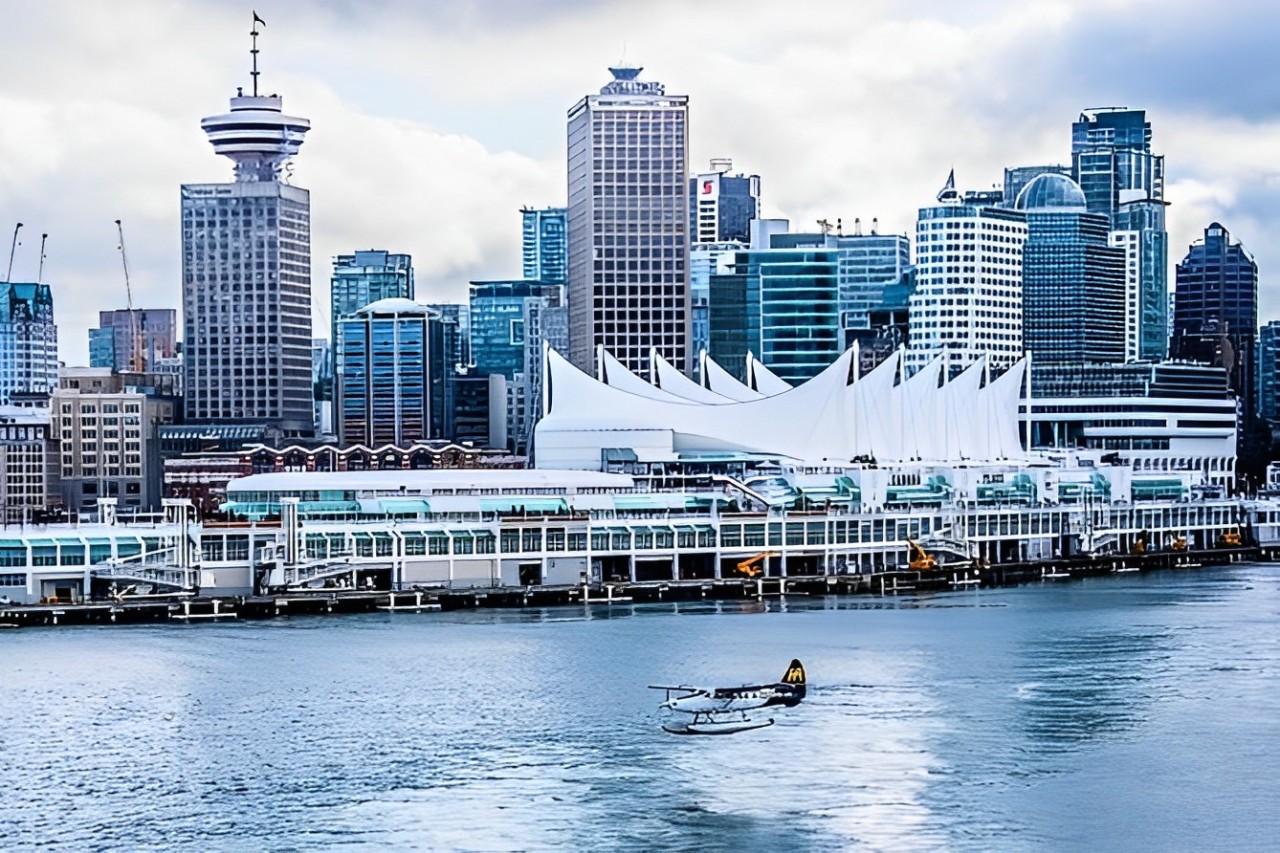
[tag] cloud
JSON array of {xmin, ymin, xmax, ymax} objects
[{"xmin": 1, "ymin": 0, "xmax": 1278, "ymax": 366}]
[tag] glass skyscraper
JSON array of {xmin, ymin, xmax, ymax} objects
[
  {"xmin": 1015, "ymin": 174, "xmax": 1126, "ymax": 364},
  {"xmin": 567, "ymin": 65, "xmax": 690, "ymax": 375},
  {"xmin": 88, "ymin": 309, "xmax": 178, "ymax": 374},
  {"xmin": 335, "ymin": 300, "xmax": 454, "ymax": 447},
  {"xmin": 1172, "ymin": 222, "xmax": 1258, "ymax": 410},
  {"xmin": 0, "ymin": 282, "xmax": 57, "ymax": 405},
  {"xmin": 1258, "ymin": 321, "xmax": 1280, "ymax": 425},
  {"xmin": 469, "ymin": 280, "xmax": 560, "ymax": 380},
  {"xmin": 181, "ymin": 35, "xmax": 313, "ymax": 436},
  {"xmin": 521, "ymin": 208, "xmax": 567, "ymax": 286},
  {"xmin": 1071, "ymin": 108, "xmax": 1168, "ymax": 360},
  {"xmin": 708, "ymin": 248, "xmax": 840, "ymax": 385},
  {"xmin": 331, "ymin": 251, "xmax": 414, "ymax": 334}
]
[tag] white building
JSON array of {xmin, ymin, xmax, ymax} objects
[{"xmin": 908, "ymin": 173, "xmax": 1027, "ymax": 370}]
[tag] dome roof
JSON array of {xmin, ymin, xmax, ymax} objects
[
  {"xmin": 356, "ymin": 298, "xmax": 437, "ymax": 317},
  {"xmin": 1014, "ymin": 173, "xmax": 1087, "ymax": 212}
]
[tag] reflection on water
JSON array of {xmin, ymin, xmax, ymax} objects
[{"xmin": 2, "ymin": 566, "xmax": 1279, "ymax": 851}]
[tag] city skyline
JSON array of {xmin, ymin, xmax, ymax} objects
[{"xmin": 2, "ymin": 0, "xmax": 1279, "ymax": 366}]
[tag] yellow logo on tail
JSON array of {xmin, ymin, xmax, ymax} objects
[{"xmin": 783, "ymin": 660, "xmax": 806, "ymax": 684}]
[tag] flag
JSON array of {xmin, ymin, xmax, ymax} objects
[{"xmin": 253, "ymin": 11, "xmax": 266, "ymax": 27}]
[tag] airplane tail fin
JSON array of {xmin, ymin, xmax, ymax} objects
[{"xmin": 780, "ymin": 659, "xmax": 806, "ymax": 702}]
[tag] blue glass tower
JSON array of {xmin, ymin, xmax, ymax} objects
[
  {"xmin": 0, "ymin": 282, "xmax": 57, "ymax": 405},
  {"xmin": 1259, "ymin": 321, "xmax": 1280, "ymax": 425},
  {"xmin": 1016, "ymin": 174, "xmax": 1126, "ymax": 364},
  {"xmin": 708, "ymin": 248, "xmax": 840, "ymax": 384},
  {"xmin": 469, "ymin": 280, "xmax": 561, "ymax": 380},
  {"xmin": 521, "ymin": 208, "xmax": 567, "ymax": 286},
  {"xmin": 689, "ymin": 159, "xmax": 760, "ymax": 244},
  {"xmin": 330, "ymin": 251, "xmax": 414, "ymax": 344},
  {"xmin": 335, "ymin": 299, "xmax": 452, "ymax": 446},
  {"xmin": 1071, "ymin": 108, "xmax": 1168, "ymax": 360}
]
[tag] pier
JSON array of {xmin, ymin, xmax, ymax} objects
[{"xmin": 0, "ymin": 546, "xmax": 1263, "ymax": 629}]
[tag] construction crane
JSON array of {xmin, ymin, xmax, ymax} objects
[
  {"xmin": 736, "ymin": 551, "xmax": 778, "ymax": 578},
  {"xmin": 906, "ymin": 539, "xmax": 938, "ymax": 571},
  {"xmin": 114, "ymin": 219, "xmax": 143, "ymax": 373}
]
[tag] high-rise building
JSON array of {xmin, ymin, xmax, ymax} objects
[
  {"xmin": 689, "ymin": 241, "xmax": 745, "ymax": 370},
  {"xmin": 832, "ymin": 231, "xmax": 911, "ymax": 346},
  {"xmin": 0, "ymin": 406, "xmax": 51, "ymax": 512},
  {"xmin": 521, "ymin": 208, "xmax": 567, "ymax": 286},
  {"xmin": 1071, "ymin": 108, "xmax": 1168, "ymax": 360},
  {"xmin": 1258, "ymin": 321, "xmax": 1280, "ymax": 426},
  {"xmin": 1015, "ymin": 174, "xmax": 1126, "ymax": 364},
  {"xmin": 468, "ymin": 280, "xmax": 559, "ymax": 380},
  {"xmin": 1171, "ymin": 223, "xmax": 1258, "ymax": 409},
  {"xmin": 689, "ymin": 159, "xmax": 760, "ymax": 244},
  {"xmin": 88, "ymin": 309, "xmax": 178, "ymax": 374},
  {"xmin": 335, "ymin": 299, "xmax": 455, "ymax": 447},
  {"xmin": 330, "ymin": 251, "xmax": 414, "ymax": 341},
  {"xmin": 708, "ymin": 247, "xmax": 840, "ymax": 385},
  {"xmin": 908, "ymin": 173, "xmax": 1027, "ymax": 370},
  {"xmin": 0, "ymin": 282, "xmax": 57, "ymax": 405},
  {"xmin": 567, "ymin": 65, "xmax": 690, "ymax": 376},
  {"xmin": 181, "ymin": 29, "xmax": 313, "ymax": 436},
  {"xmin": 1002, "ymin": 165, "xmax": 1070, "ymax": 209}
]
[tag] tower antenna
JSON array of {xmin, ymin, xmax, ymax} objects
[
  {"xmin": 250, "ymin": 11, "xmax": 266, "ymax": 97},
  {"xmin": 38, "ymin": 233, "xmax": 48, "ymax": 281},
  {"xmin": 5, "ymin": 222, "xmax": 22, "ymax": 282}
]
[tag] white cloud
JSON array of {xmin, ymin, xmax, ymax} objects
[{"xmin": 2, "ymin": 0, "xmax": 1278, "ymax": 365}]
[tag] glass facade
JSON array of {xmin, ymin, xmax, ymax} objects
[
  {"xmin": 336, "ymin": 304, "xmax": 453, "ymax": 446},
  {"xmin": 521, "ymin": 208, "xmax": 567, "ymax": 285},
  {"xmin": 1071, "ymin": 108, "xmax": 1168, "ymax": 360},
  {"xmin": 1172, "ymin": 223, "xmax": 1258, "ymax": 410},
  {"xmin": 708, "ymin": 248, "xmax": 840, "ymax": 385},
  {"xmin": 1016, "ymin": 174, "xmax": 1125, "ymax": 364},
  {"xmin": 1259, "ymin": 321, "xmax": 1280, "ymax": 425},
  {"xmin": 331, "ymin": 251, "xmax": 414, "ymax": 335},
  {"xmin": 469, "ymin": 280, "xmax": 558, "ymax": 380},
  {"xmin": 0, "ymin": 282, "xmax": 57, "ymax": 405},
  {"xmin": 567, "ymin": 66, "xmax": 690, "ymax": 376}
]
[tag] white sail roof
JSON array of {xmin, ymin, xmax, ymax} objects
[
  {"xmin": 534, "ymin": 344, "xmax": 1028, "ymax": 471},
  {"xmin": 748, "ymin": 354, "xmax": 794, "ymax": 396},
  {"xmin": 650, "ymin": 349, "xmax": 735, "ymax": 404},
  {"xmin": 701, "ymin": 353, "xmax": 765, "ymax": 401}
]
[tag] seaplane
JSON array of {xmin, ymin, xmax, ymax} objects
[{"xmin": 649, "ymin": 659, "xmax": 806, "ymax": 735}]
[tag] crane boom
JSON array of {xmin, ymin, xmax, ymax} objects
[{"xmin": 114, "ymin": 219, "xmax": 143, "ymax": 373}]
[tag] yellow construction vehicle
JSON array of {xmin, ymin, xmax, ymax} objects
[
  {"xmin": 907, "ymin": 539, "xmax": 938, "ymax": 571},
  {"xmin": 1219, "ymin": 529, "xmax": 1242, "ymax": 547},
  {"xmin": 736, "ymin": 551, "xmax": 778, "ymax": 578}
]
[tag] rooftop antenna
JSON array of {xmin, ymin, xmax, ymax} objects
[
  {"xmin": 37, "ymin": 233, "xmax": 47, "ymax": 281},
  {"xmin": 250, "ymin": 11, "xmax": 266, "ymax": 97},
  {"xmin": 817, "ymin": 218, "xmax": 832, "ymax": 235},
  {"xmin": 5, "ymin": 222, "xmax": 22, "ymax": 282}
]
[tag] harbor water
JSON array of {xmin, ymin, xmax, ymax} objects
[{"xmin": 2, "ymin": 565, "xmax": 1279, "ymax": 851}]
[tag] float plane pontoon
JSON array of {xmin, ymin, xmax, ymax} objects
[{"xmin": 650, "ymin": 659, "xmax": 806, "ymax": 735}]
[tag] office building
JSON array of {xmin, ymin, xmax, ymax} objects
[
  {"xmin": 1015, "ymin": 174, "xmax": 1125, "ymax": 363},
  {"xmin": 1003, "ymin": 165, "xmax": 1070, "ymax": 208},
  {"xmin": 908, "ymin": 173, "xmax": 1027, "ymax": 370},
  {"xmin": 330, "ymin": 250, "xmax": 414, "ymax": 343},
  {"xmin": 689, "ymin": 242, "xmax": 746, "ymax": 370},
  {"xmin": 468, "ymin": 281, "xmax": 560, "ymax": 380},
  {"xmin": 181, "ymin": 32, "xmax": 313, "ymax": 436},
  {"xmin": 689, "ymin": 159, "xmax": 760, "ymax": 244},
  {"xmin": 1258, "ymin": 321, "xmax": 1280, "ymax": 426},
  {"xmin": 708, "ymin": 247, "xmax": 840, "ymax": 385},
  {"xmin": 0, "ymin": 406, "xmax": 52, "ymax": 513},
  {"xmin": 88, "ymin": 309, "xmax": 178, "ymax": 374},
  {"xmin": 1071, "ymin": 108, "xmax": 1168, "ymax": 360},
  {"xmin": 51, "ymin": 370, "xmax": 178, "ymax": 512},
  {"xmin": 521, "ymin": 208, "xmax": 567, "ymax": 286},
  {"xmin": 0, "ymin": 282, "xmax": 57, "ymax": 405},
  {"xmin": 336, "ymin": 300, "xmax": 457, "ymax": 447},
  {"xmin": 1172, "ymin": 223, "xmax": 1258, "ymax": 409},
  {"xmin": 567, "ymin": 65, "xmax": 690, "ymax": 375}
]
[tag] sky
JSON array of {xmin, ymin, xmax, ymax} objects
[{"xmin": 3, "ymin": 0, "xmax": 1280, "ymax": 366}]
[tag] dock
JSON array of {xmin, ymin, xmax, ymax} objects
[{"xmin": 0, "ymin": 546, "xmax": 1265, "ymax": 629}]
